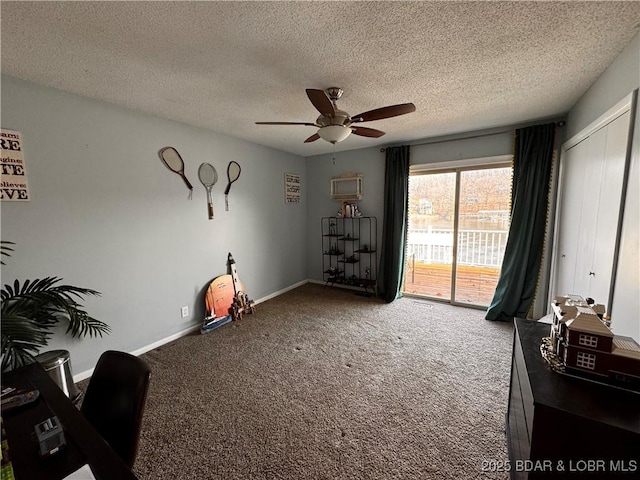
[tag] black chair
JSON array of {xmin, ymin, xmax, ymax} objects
[{"xmin": 80, "ymin": 350, "xmax": 151, "ymax": 468}]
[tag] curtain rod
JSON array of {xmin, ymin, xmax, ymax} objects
[{"xmin": 380, "ymin": 121, "xmax": 565, "ymax": 152}]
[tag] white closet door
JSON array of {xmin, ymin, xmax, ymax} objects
[
  {"xmin": 553, "ymin": 106, "xmax": 632, "ymax": 306},
  {"xmin": 555, "ymin": 139, "xmax": 588, "ymax": 295},
  {"xmin": 587, "ymin": 110, "xmax": 631, "ymax": 303},
  {"xmin": 572, "ymin": 126, "xmax": 607, "ymax": 294}
]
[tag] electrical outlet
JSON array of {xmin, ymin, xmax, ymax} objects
[{"xmin": 181, "ymin": 306, "xmax": 189, "ymax": 318}]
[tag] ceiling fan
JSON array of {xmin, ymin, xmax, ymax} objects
[{"xmin": 256, "ymin": 87, "xmax": 416, "ymax": 144}]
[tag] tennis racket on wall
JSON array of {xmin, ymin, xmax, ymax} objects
[
  {"xmin": 198, "ymin": 163, "xmax": 218, "ymax": 220},
  {"xmin": 159, "ymin": 147, "xmax": 193, "ymax": 198},
  {"xmin": 224, "ymin": 161, "xmax": 242, "ymax": 211}
]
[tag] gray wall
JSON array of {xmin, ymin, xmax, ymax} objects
[
  {"xmin": 305, "ymin": 147, "xmax": 386, "ymax": 283},
  {"xmin": 566, "ymin": 32, "xmax": 640, "ymax": 340},
  {"xmin": 3, "ymin": 30, "xmax": 638, "ymax": 374},
  {"xmin": 305, "ymin": 131, "xmax": 517, "ymax": 285},
  {"xmin": 410, "ymin": 129, "xmax": 514, "ymax": 165},
  {"xmin": 1, "ymin": 75, "xmax": 308, "ymax": 375},
  {"xmin": 566, "ymin": 33, "xmax": 640, "ymax": 139}
]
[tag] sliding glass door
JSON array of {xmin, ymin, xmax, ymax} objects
[
  {"xmin": 404, "ymin": 172, "xmax": 456, "ymax": 300},
  {"xmin": 403, "ymin": 164, "xmax": 512, "ymax": 307}
]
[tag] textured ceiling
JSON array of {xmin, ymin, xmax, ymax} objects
[{"xmin": 1, "ymin": 1, "xmax": 639, "ymax": 157}]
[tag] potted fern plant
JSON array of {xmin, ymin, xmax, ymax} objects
[{"xmin": 1, "ymin": 241, "xmax": 110, "ymax": 372}]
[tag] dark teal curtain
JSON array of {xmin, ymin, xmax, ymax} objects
[
  {"xmin": 377, "ymin": 145, "xmax": 410, "ymax": 303},
  {"xmin": 486, "ymin": 123, "xmax": 555, "ymax": 321}
]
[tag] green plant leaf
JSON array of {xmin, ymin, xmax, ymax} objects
[
  {"xmin": 0, "ymin": 240, "xmax": 14, "ymax": 266},
  {"xmin": 1, "ymin": 275, "xmax": 109, "ymax": 372}
]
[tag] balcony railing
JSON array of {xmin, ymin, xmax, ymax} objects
[{"xmin": 406, "ymin": 227, "xmax": 509, "ymax": 267}]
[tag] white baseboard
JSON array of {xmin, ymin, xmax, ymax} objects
[
  {"xmin": 73, "ymin": 323, "xmax": 201, "ymax": 382},
  {"xmin": 74, "ymin": 368, "xmax": 93, "ymax": 383},
  {"xmin": 73, "ymin": 279, "xmax": 310, "ymax": 382},
  {"xmin": 128, "ymin": 324, "xmax": 202, "ymax": 358},
  {"xmin": 254, "ymin": 279, "xmax": 308, "ymax": 303}
]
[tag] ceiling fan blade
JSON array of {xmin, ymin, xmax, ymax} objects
[
  {"xmin": 304, "ymin": 133, "xmax": 320, "ymax": 143},
  {"xmin": 350, "ymin": 103, "xmax": 416, "ymax": 122},
  {"xmin": 255, "ymin": 121, "xmax": 317, "ymax": 126},
  {"xmin": 351, "ymin": 126, "xmax": 386, "ymax": 138},
  {"xmin": 306, "ymin": 89, "xmax": 335, "ymax": 117}
]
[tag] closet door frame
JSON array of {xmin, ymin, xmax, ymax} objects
[{"xmin": 549, "ymin": 91, "xmax": 636, "ymax": 311}]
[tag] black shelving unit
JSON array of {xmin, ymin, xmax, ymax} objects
[{"xmin": 321, "ymin": 216, "xmax": 377, "ymax": 295}]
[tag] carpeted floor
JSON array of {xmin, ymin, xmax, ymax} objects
[{"xmin": 128, "ymin": 283, "xmax": 514, "ymax": 479}]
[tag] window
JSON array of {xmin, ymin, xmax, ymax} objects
[
  {"xmin": 403, "ymin": 161, "xmax": 513, "ymax": 306},
  {"xmin": 576, "ymin": 351, "xmax": 596, "ymax": 370},
  {"xmin": 578, "ymin": 333, "xmax": 598, "ymax": 348}
]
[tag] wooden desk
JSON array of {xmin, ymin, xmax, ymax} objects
[
  {"xmin": 2, "ymin": 362, "xmax": 137, "ymax": 480},
  {"xmin": 506, "ymin": 319, "xmax": 640, "ymax": 479}
]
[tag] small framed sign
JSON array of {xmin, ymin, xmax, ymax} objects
[
  {"xmin": 284, "ymin": 173, "xmax": 300, "ymax": 204},
  {"xmin": 330, "ymin": 173, "xmax": 362, "ymax": 200},
  {"xmin": 1, "ymin": 128, "xmax": 30, "ymax": 201}
]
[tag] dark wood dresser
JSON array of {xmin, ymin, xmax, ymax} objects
[{"xmin": 506, "ymin": 319, "xmax": 640, "ymax": 479}]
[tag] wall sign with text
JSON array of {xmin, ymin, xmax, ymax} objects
[
  {"xmin": 1, "ymin": 129, "xmax": 30, "ymax": 201},
  {"xmin": 284, "ymin": 173, "xmax": 300, "ymax": 204}
]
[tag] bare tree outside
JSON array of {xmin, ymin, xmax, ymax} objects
[{"xmin": 403, "ymin": 166, "xmax": 512, "ymax": 306}]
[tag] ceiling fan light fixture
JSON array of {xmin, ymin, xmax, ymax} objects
[
  {"xmin": 256, "ymin": 87, "xmax": 415, "ymax": 146},
  {"xmin": 318, "ymin": 125, "xmax": 352, "ymax": 144}
]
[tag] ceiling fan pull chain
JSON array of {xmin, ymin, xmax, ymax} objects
[{"xmin": 332, "ymin": 144, "xmax": 336, "ymax": 165}]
